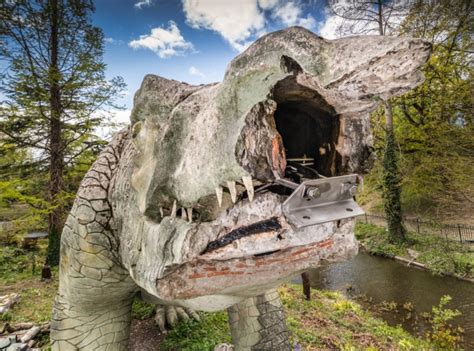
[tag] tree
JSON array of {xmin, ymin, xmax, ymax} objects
[
  {"xmin": 328, "ymin": 0, "xmax": 411, "ymax": 37},
  {"xmin": 327, "ymin": 0, "xmax": 411, "ymax": 242},
  {"xmin": 0, "ymin": 0, "xmax": 125, "ymax": 265},
  {"xmin": 393, "ymin": 0, "xmax": 473, "ymax": 216}
]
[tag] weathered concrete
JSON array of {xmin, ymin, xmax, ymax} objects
[
  {"xmin": 228, "ymin": 289, "xmax": 291, "ymax": 351},
  {"xmin": 51, "ymin": 26, "xmax": 430, "ymax": 350}
]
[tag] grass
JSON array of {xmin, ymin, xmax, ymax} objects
[
  {"xmin": 161, "ymin": 311, "xmax": 231, "ymax": 351},
  {"xmin": 0, "ymin": 240, "xmax": 57, "ymax": 326},
  {"xmin": 355, "ymin": 222, "xmax": 474, "ymax": 279},
  {"xmin": 134, "ymin": 285, "xmax": 436, "ymax": 351},
  {"xmin": 281, "ymin": 285, "xmax": 434, "ymax": 351},
  {"xmin": 0, "ymin": 244, "xmax": 462, "ymax": 350}
]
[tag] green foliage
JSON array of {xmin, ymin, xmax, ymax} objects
[
  {"xmin": 0, "ymin": 246, "xmax": 37, "ymax": 283},
  {"xmin": 46, "ymin": 224, "xmax": 61, "ymax": 266},
  {"xmin": 131, "ymin": 299, "xmax": 156, "ymax": 320},
  {"xmin": 427, "ymin": 295, "xmax": 463, "ymax": 350},
  {"xmin": 356, "ymin": 220, "xmax": 473, "ymax": 278},
  {"xmin": 364, "ymin": 0, "xmax": 474, "ymax": 218},
  {"xmin": 1, "ymin": 311, "xmax": 12, "ymax": 322},
  {"xmin": 0, "ymin": 0, "xmax": 126, "ymax": 264},
  {"xmin": 356, "ymin": 222, "xmax": 405, "ymax": 257},
  {"xmin": 354, "ymin": 221, "xmax": 385, "ymax": 240},
  {"xmin": 159, "ymin": 285, "xmax": 439, "ymax": 350},
  {"xmin": 415, "ymin": 237, "xmax": 473, "ymax": 277},
  {"xmin": 382, "ymin": 128, "xmax": 407, "ymax": 243},
  {"xmin": 281, "ymin": 285, "xmax": 434, "ymax": 351},
  {"xmin": 161, "ymin": 311, "xmax": 231, "ymax": 351},
  {"xmin": 0, "ymin": 241, "xmax": 50, "ymax": 284}
]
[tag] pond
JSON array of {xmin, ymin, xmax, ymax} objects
[{"xmin": 293, "ymin": 251, "xmax": 474, "ymax": 349}]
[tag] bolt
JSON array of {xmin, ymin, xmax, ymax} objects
[
  {"xmin": 341, "ymin": 183, "xmax": 358, "ymax": 196},
  {"xmin": 306, "ymin": 186, "xmax": 321, "ymax": 199}
]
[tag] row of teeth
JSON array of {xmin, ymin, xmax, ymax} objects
[
  {"xmin": 159, "ymin": 176, "xmax": 255, "ymax": 223},
  {"xmin": 219, "ymin": 175, "xmax": 255, "ymax": 206}
]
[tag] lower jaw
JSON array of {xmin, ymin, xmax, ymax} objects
[{"xmin": 155, "ymin": 221, "xmax": 358, "ymax": 307}]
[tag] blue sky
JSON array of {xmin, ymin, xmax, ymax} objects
[{"xmin": 92, "ymin": 0, "xmax": 340, "ymax": 120}]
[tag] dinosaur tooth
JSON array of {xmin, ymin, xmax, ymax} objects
[
  {"xmin": 181, "ymin": 207, "xmax": 187, "ymax": 220},
  {"xmin": 215, "ymin": 186, "xmax": 223, "ymax": 207},
  {"xmin": 227, "ymin": 180, "xmax": 237, "ymax": 203},
  {"xmin": 171, "ymin": 200, "xmax": 177, "ymax": 219},
  {"xmin": 242, "ymin": 175, "xmax": 254, "ymax": 202},
  {"xmin": 159, "ymin": 207, "xmax": 164, "ymax": 218},
  {"xmin": 186, "ymin": 208, "xmax": 193, "ymax": 223}
]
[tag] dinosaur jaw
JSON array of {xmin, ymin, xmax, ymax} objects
[
  {"xmin": 155, "ymin": 222, "xmax": 357, "ymax": 312},
  {"xmin": 150, "ymin": 191, "xmax": 358, "ymax": 311}
]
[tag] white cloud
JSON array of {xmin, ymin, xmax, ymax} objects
[
  {"xmin": 112, "ymin": 109, "xmax": 132, "ymax": 124},
  {"xmin": 258, "ymin": 0, "xmax": 279, "ymax": 10},
  {"xmin": 93, "ymin": 109, "xmax": 132, "ymax": 139},
  {"xmin": 272, "ymin": 2, "xmax": 316, "ymax": 29},
  {"xmin": 189, "ymin": 66, "xmax": 205, "ymax": 78},
  {"xmin": 129, "ymin": 21, "xmax": 194, "ymax": 58},
  {"xmin": 318, "ymin": 12, "xmax": 344, "ymax": 39},
  {"xmin": 182, "ymin": 0, "xmax": 316, "ymax": 51},
  {"xmin": 134, "ymin": 0, "xmax": 152, "ymax": 9},
  {"xmin": 183, "ymin": 0, "xmax": 265, "ymax": 51},
  {"xmin": 104, "ymin": 37, "xmax": 124, "ymax": 45}
]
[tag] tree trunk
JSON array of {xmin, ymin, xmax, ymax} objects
[
  {"xmin": 46, "ymin": 0, "xmax": 64, "ymax": 266},
  {"xmin": 227, "ymin": 289, "xmax": 291, "ymax": 351},
  {"xmin": 301, "ymin": 272, "xmax": 311, "ymax": 300},
  {"xmin": 377, "ymin": 0, "xmax": 384, "ymax": 35}
]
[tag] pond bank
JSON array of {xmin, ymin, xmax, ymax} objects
[
  {"xmin": 294, "ymin": 251, "xmax": 474, "ymax": 350},
  {"xmin": 389, "ymin": 252, "xmax": 474, "ymax": 283},
  {"xmin": 355, "ymin": 222, "xmax": 473, "ymax": 281}
]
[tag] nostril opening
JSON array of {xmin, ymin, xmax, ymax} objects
[{"xmin": 303, "ymin": 215, "xmax": 310, "ymax": 220}]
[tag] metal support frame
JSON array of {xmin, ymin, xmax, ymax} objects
[{"xmin": 280, "ymin": 174, "xmax": 365, "ymax": 228}]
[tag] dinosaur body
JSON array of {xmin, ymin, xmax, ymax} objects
[{"xmin": 51, "ymin": 27, "xmax": 430, "ymax": 350}]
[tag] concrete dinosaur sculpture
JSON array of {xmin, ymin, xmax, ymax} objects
[{"xmin": 51, "ymin": 27, "xmax": 430, "ymax": 350}]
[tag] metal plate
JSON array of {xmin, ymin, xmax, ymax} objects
[{"xmin": 282, "ymin": 174, "xmax": 364, "ymax": 228}]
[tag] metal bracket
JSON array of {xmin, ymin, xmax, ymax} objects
[{"xmin": 281, "ymin": 174, "xmax": 364, "ymax": 228}]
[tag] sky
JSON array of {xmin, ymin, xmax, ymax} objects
[{"xmin": 92, "ymin": 0, "xmax": 343, "ymax": 123}]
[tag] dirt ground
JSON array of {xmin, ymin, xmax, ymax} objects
[{"xmin": 129, "ymin": 318, "xmax": 165, "ymax": 351}]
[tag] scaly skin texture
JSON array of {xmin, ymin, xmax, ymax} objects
[
  {"xmin": 228, "ymin": 289, "xmax": 291, "ymax": 351},
  {"xmin": 51, "ymin": 27, "xmax": 431, "ymax": 350},
  {"xmin": 51, "ymin": 130, "xmax": 137, "ymax": 350}
]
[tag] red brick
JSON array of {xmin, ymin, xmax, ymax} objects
[{"xmin": 188, "ymin": 273, "xmax": 206, "ymax": 279}]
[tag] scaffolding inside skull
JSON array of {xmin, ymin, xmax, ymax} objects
[{"xmin": 272, "ymin": 76, "xmax": 339, "ymax": 178}]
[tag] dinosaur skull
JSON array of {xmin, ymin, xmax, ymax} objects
[{"xmin": 118, "ymin": 27, "xmax": 430, "ymax": 311}]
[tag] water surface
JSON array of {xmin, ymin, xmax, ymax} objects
[{"xmin": 294, "ymin": 252, "xmax": 474, "ymax": 348}]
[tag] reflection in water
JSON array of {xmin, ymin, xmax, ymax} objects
[{"xmin": 293, "ymin": 252, "xmax": 474, "ymax": 348}]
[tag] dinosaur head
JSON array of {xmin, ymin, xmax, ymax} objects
[{"xmin": 123, "ymin": 27, "xmax": 430, "ymax": 311}]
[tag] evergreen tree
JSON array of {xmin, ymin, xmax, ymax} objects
[
  {"xmin": 0, "ymin": 0, "xmax": 125, "ymax": 265},
  {"xmin": 382, "ymin": 106, "xmax": 406, "ymax": 243}
]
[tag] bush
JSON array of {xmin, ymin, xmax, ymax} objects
[{"xmin": 427, "ymin": 295, "xmax": 463, "ymax": 350}]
